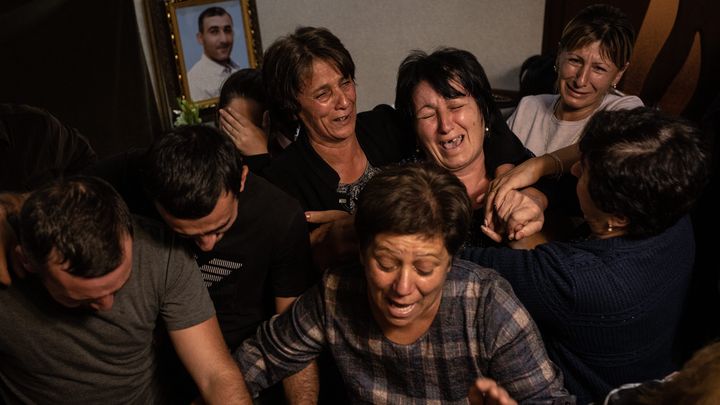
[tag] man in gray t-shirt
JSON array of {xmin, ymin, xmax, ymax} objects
[{"xmin": 0, "ymin": 176, "xmax": 251, "ymax": 404}]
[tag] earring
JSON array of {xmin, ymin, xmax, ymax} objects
[
  {"xmin": 294, "ymin": 124, "xmax": 301, "ymax": 141},
  {"xmin": 607, "ymin": 224, "xmax": 613, "ymax": 232},
  {"xmin": 485, "ymin": 127, "xmax": 489, "ymax": 136},
  {"xmin": 612, "ymin": 83, "xmax": 617, "ymax": 89},
  {"xmin": 553, "ymin": 65, "xmax": 557, "ymax": 72},
  {"xmin": 415, "ymin": 141, "xmax": 420, "ymax": 154}
]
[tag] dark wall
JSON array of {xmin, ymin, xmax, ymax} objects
[
  {"xmin": 542, "ymin": 0, "xmax": 719, "ymax": 122},
  {"xmin": 0, "ymin": 0, "xmax": 160, "ymax": 158}
]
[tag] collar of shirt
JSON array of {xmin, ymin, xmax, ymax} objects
[{"xmin": 199, "ymin": 53, "xmax": 239, "ymax": 76}]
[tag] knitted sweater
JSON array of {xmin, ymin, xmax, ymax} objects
[{"xmin": 461, "ymin": 216, "xmax": 695, "ymax": 404}]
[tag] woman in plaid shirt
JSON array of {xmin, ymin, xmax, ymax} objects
[{"xmin": 235, "ymin": 163, "xmax": 573, "ymax": 404}]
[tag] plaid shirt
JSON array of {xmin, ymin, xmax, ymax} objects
[{"xmin": 236, "ymin": 259, "xmax": 573, "ymax": 404}]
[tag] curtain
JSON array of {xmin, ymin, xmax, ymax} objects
[{"xmin": 0, "ymin": 0, "xmax": 160, "ymax": 158}]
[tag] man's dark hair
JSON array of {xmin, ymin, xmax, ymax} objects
[
  {"xmin": 579, "ymin": 107, "xmax": 710, "ymax": 238},
  {"xmin": 18, "ymin": 175, "xmax": 133, "ymax": 278},
  {"xmin": 395, "ymin": 47, "xmax": 513, "ymax": 149},
  {"xmin": 262, "ymin": 26, "xmax": 355, "ymax": 133},
  {"xmin": 355, "ymin": 163, "xmax": 471, "ymax": 256},
  {"xmin": 143, "ymin": 125, "xmax": 244, "ymax": 219},
  {"xmin": 197, "ymin": 6, "xmax": 231, "ymax": 33},
  {"xmin": 219, "ymin": 68, "xmax": 265, "ymax": 110}
]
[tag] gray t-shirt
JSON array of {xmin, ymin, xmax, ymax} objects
[{"xmin": 0, "ymin": 216, "xmax": 215, "ymax": 404}]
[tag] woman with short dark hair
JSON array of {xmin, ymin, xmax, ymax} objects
[
  {"xmin": 235, "ymin": 163, "xmax": 573, "ymax": 404},
  {"xmin": 463, "ymin": 107, "xmax": 711, "ymax": 404}
]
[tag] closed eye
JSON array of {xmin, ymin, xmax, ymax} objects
[
  {"xmin": 376, "ymin": 256, "xmax": 399, "ymax": 272},
  {"xmin": 414, "ymin": 260, "xmax": 438, "ymax": 275},
  {"xmin": 567, "ymin": 57, "xmax": 582, "ymax": 65},
  {"xmin": 315, "ymin": 91, "xmax": 331, "ymax": 102}
]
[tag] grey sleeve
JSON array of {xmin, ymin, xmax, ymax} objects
[{"xmin": 160, "ymin": 240, "xmax": 215, "ymax": 331}]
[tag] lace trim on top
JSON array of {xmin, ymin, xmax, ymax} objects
[{"xmin": 336, "ymin": 163, "xmax": 381, "ymax": 212}]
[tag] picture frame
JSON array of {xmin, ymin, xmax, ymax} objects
[{"xmin": 144, "ymin": 0, "xmax": 262, "ymax": 127}]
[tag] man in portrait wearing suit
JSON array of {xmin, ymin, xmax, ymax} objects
[{"xmin": 187, "ymin": 6, "xmax": 240, "ymax": 101}]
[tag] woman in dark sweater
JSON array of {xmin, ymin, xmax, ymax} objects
[{"xmin": 462, "ymin": 107, "xmax": 710, "ymax": 404}]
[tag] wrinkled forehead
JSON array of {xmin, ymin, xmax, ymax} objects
[
  {"xmin": 300, "ymin": 58, "xmax": 345, "ymax": 89},
  {"xmin": 564, "ymin": 39, "xmax": 615, "ymax": 64}
]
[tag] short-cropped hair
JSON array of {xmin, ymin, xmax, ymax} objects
[
  {"xmin": 197, "ymin": 6, "xmax": 231, "ymax": 33},
  {"xmin": 579, "ymin": 107, "xmax": 710, "ymax": 238},
  {"xmin": 143, "ymin": 125, "xmax": 244, "ymax": 219},
  {"xmin": 355, "ymin": 163, "xmax": 471, "ymax": 256},
  {"xmin": 18, "ymin": 175, "xmax": 133, "ymax": 278}
]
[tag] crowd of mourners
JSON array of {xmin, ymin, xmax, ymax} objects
[{"xmin": 1, "ymin": 4, "xmax": 718, "ymax": 405}]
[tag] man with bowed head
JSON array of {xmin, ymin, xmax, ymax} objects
[{"xmin": 0, "ymin": 176, "xmax": 250, "ymax": 403}]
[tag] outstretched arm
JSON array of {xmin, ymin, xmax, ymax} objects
[
  {"xmin": 482, "ymin": 144, "xmax": 580, "ymax": 244},
  {"xmin": 484, "ymin": 144, "xmax": 580, "ymax": 222},
  {"xmin": 170, "ymin": 316, "xmax": 253, "ymax": 404},
  {"xmin": 481, "ymin": 187, "xmax": 547, "ymax": 247},
  {"xmin": 281, "ymin": 362, "xmax": 319, "ymax": 405},
  {"xmin": 275, "ymin": 297, "xmax": 319, "ymax": 405}
]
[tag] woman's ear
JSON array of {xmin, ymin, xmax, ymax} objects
[{"xmin": 613, "ymin": 62, "xmax": 630, "ymax": 88}]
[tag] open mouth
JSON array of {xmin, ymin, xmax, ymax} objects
[
  {"xmin": 333, "ymin": 113, "xmax": 353, "ymax": 124},
  {"xmin": 388, "ymin": 299, "xmax": 416, "ymax": 317},
  {"xmin": 440, "ymin": 135, "xmax": 464, "ymax": 150}
]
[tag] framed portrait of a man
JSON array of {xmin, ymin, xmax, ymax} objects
[{"xmin": 167, "ymin": 0, "xmax": 261, "ymax": 106}]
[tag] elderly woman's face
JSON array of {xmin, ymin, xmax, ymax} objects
[
  {"xmin": 557, "ymin": 41, "xmax": 626, "ymax": 120},
  {"xmin": 412, "ymin": 80, "xmax": 486, "ymax": 174},
  {"xmin": 296, "ymin": 58, "xmax": 357, "ymax": 144},
  {"xmin": 364, "ymin": 232, "xmax": 451, "ymax": 343}
]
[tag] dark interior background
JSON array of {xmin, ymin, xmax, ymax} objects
[
  {"xmin": 0, "ymin": 0, "xmax": 159, "ymax": 158},
  {"xmin": 1, "ymin": 0, "xmax": 718, "ymax": 367}
]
